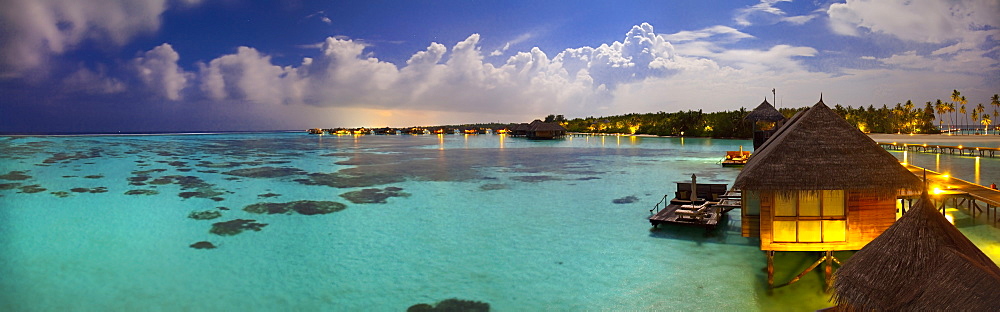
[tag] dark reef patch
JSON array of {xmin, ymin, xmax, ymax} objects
[
  {"xmin": 190, "ymin": 241, "xmax": 216, "ymax": 249},
  {"xmin": 18, "ymin": 184, "xmax": 46, "ymax": 193},
  {"xmin": 258, "ymin": 192, "xmax": 281, "ymax": 198},
  {"xmin": 0, "ymin": 183, "xmax": 21, "ymax": 190},
  {"xmin": 511, "ymin": 175, "xmax": 559, "ymax": 183},
  {"xmin": 210, "ymin": 219, "xmax": 267, "ymax": 236},
  {"xmin": 339, "ymin": 187, "xmax": 410, "ymax": 204},
  {"xmin": 71, "ymin": 187, "xmax": 108, "ymax": 193},
  {"xmin": 243, "ymin": 200, "xmax": 347, "ymax": 215},
  {"xmin": 125, "ymin": 189, "xmax": 159, "ymax": 195},
  {"xmin": 407, "ymin": 298, "xmax": 490, "ymax": 312},
  {"xmin": 189, "ymin": 210, "xmax": 222, "ymax": 220},
  {"xmin": 0, "ymin": 171, "xmax": 31, "ymax": 181},
  {"xmin": 51, "ymin": 191, "xmax": 71, "ymax": 198},
  {"xmin": 612, "ymin": 196, "xmax": 639, "ymax": 204},
  {"xmin": 176, "ymin": 168, "xmax": 192, "ymax": 172},
  {"xmin": 222, "ymin": 166, "xmax": 306, "ymax": 178},
  {"xmin": 577, "ymin": 177, "xmax": 601, "ymax": 181},
  {"xmin": 479, "ymin": 183, "xmax": 508, "ymax": 191},
  {"xmin": 84, "ymin": 175, "xmax": 103, "ymax": 179}
]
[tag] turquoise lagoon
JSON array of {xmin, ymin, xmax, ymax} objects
[{"xmin": 0, "ymin": 133, "xmax": 997, "ymax": 311}]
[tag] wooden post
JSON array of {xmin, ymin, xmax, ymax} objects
[
  {"xmin": 824, "ymin": 251, "xmax": 834, "ymax": 293},
  {"xmin": 767, "ymin": 250, "xmax": 774, "ymax": 289}
]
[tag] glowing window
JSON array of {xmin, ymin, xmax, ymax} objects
[
  {"xmin": 822, "ymin": 190, "xmax": 845, "ymax": 217},
  {"xmin": 798, "ymin": 221, "xmax": 822, "ymax": 242},
  {"xmin": 823, "ymin": 220, "xmax": 847, "ymax": 242},
  {"xmin": 799, "ymin": 191, "xmax": 821, "ymax": 216},
  {"xmin": 774, "ymin": 194, "xmax": 796, "ymax": 216},
  {"xmin": 773, "ymin": 221, "xmax": 797, "ymax": 242}
]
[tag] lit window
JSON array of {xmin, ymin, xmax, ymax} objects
[
  {"xmin": 823, "ymin": 220, "xmax": 846, "ymax": 242},
  {"xmin": 771, "ymin": 190, "xmax": 848, "ymax": 243},
  {"xmin": 775, "ymin": 193, "xmax": 796, "ymax": 216},
  {"xmin": 798, "ymin": 221, "xmax": 822, "ymax": 242},
  {"xmin": 773, "ymin": 221, "xmax": 797, "ymax": 242},
  {"xmin": 799, "ymin": 191, "xmax": 821, "ymax": 216},
  {"xmin": 822, "ymin": 190, "xmax": 845, "ymax": 217}
]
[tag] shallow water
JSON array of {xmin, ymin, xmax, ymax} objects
[{"xmin": 0, "ymin": 133, "xmax": 996, "ymax": 311}]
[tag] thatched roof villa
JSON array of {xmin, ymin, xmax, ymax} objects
[
  {"xmin": 526, "ymin": 120, "xmax": 567, "ymax": 139},
  {"xmin": 744, "ymin": 99, "xmax": 786, "ymax": 149},
  {"xmin": 733, "ymin": 97, "xmax": 922, "ymax": 289},
  {"xmin": 832, "ymin": 190, "xmax": 1000, "ymax": 310}
]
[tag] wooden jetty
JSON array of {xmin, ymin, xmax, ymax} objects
[
  {"xmin": 648, "ymin": 176, "xmax": 731, "ymax": 229},
  {"xmin": 878, "ymin": 142, "xmax": 1000, "ymax": 158},
  {"xmin": 899, "ymin": 164, "xmax": 1000, "ymax": 227}
]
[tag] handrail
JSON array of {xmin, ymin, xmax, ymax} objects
[{"xmin": 650, "ymin": 194, "xmax": 668, "ymax": 214}]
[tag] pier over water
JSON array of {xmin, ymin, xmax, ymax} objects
[
  {"xmin": 879, "ymin": 142, "xmax": 1000, "ymax": 158},
  {"xmin": 900, "ymin": 164, "xmax": 1000, "ymax": 228}
]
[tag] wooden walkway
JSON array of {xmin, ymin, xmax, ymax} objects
[
  {"xmin": 900, "ymin": 164, "xmax": 1000, "ymax": 227},
  {"xmin": 879, "ymin": 142, "xmax": 1000, "ymax": 158}
]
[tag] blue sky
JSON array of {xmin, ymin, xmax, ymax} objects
[{"xmin": 1, "ymin": 0, "xmax": 998, "ymax": 133}]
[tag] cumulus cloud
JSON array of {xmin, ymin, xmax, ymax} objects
[
  {"xmin": 0, "ymin": 0, "xmax": 193, "ymax": 77},
  {"xmin": 183, "ymin": 22, "xmax": 832, "ymax": 120},
  {"xmin": 133, "ymin": 43, "xmax": 189, "ymax": 100}
]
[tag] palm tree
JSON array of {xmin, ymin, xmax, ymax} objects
[
  {"xmin": 982, "ymin": 114, "xmax": 992, "ymax": 135},
  {"xmin": 970, "ymin": 104, "xmax": 983, "ymax": 134},
  {"xmin": 943, "ymin": 101, "xmax": 956, "ymax": 133},
  {"xmin": 933, "ymin": 100, "xmax": 945, "ymax": 129},
  {"xmin": 950, "ymin": 90, "xmax": 962, "ymax": 132}
]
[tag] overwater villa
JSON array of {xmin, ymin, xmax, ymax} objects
[
  {"xmin": 832, "ymin": 189, "xmax": 1000, "ymax": 309},
  {"xmin": 744, "ymin": 98, "xmax": 787, "ymax": 149},
  {"xmin": 732, "ymin": 97, "xmax": 922, "ymax": 290},
  {"xmin": 525, "ymin": 120, "xmax": 567, "ymax": 139}
]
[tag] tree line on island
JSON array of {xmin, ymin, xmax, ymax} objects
[{"xmin": 554, "ymin": 90, "xmax": 1000, "ymax": 138}]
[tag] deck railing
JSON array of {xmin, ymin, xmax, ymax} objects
[{"xmin": 650, "ymin": 194, "xmax": 669, "ymax": 214}]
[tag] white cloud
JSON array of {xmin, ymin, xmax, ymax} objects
[
  {"xmin": 61, "ymin": 65, "xmax": 125, "ymax": 95},
  {"xmin": 133, "ymin": 43, "xmax": 189, "ymax": 100},
  {"xmin": 138, "ymin": 21, "xmax": 993, "ymax": 127},
  {"xmin": 827, "ymin": 0, "xmax": 1000, "ymax": 44},
  {"xmin": 0, "ymin": 0, "xmax": 193, "ymax": 77},
  {"xmin": 735, "ymin": 0, "xmax": 817, "ymax": 27}
]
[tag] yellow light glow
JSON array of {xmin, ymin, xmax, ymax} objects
[
  {"xmin": 900, "ymin": 162, "xmax": 908, "ymax": 166},
  {"xmin": 945, "ymin": 213, "xmax": 955, "ymax": 225},
  {"xmin": 932, "ymin": 188, "xmax": 944, "ymax": 195},
  {"xmin": 942, "ymin": 174, "xmax": 950, "ymax": 179}
]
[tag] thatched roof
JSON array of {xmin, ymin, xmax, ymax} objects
[
  {"xmin": 744, "ymin": 99, "xmax": 785, "ymax": 122},
  {"xmin": 832, "ymin": 191, "xmax": 1000, "ymax": 310},
  {"xmin": 529, "ymin": 121, "xmax": 566, "ymax": 132},
  {"xmin": 733, "ymin": 98, "xmax": 921, "ymax": 194}
]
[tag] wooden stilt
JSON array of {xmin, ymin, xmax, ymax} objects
[
  {"xmin": 824, "ymin": 251, "xmax": 834, "ymax": 293},
  {"xmin": 766, "ymin": 250, "xmax": 774, "ymax": 289}
]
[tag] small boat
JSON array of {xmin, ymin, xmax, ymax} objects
[{"xmin": 721, "ymin": 145, "xmax": 751, "ymax": 167}]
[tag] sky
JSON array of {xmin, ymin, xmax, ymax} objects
[{"xmin": 1, "ymin": 0, "xmax": 998, "ymax": 133}]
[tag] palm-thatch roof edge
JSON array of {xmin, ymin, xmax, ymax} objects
[
  {"xmin": 832, "ymin": 193, "xmax": 1000, "ymax": 310},
  {"xmin": 733, "ymin": 99, "xmax": 921, "ymax": 196}
]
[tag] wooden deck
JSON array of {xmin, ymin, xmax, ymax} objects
[
  {"xmin": 879, "ymin": 142, "xmax": 1000, "ymax": 158},
  {"xmin": 900, "ymin": 164, "xmax": 1000, "ymax": 227},
  {"xmin": 649, "ymin": 201, "xmax": 721, "ymax": 228}
]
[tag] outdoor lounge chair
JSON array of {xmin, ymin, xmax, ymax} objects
[{"xmin": 675, "ymin": 203, "xmax": 712, "ymax": 220}]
